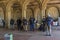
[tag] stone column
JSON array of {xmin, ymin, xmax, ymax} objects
[
  {"xmin": 6, "ymin": 6, "xmax": 11, "ymax": 29},
  {"xmin": 58, "ymin": 9, "xmax": 60, "ymax": 17},
  {"xmin": 41, "ymin": 2, "xmax": 47, "ymax": 18},
  {"xmin": 22, "ymin": 5, "xmax": 27, "ymax": 19},
  {"xmin": 41, "ymin": 9, "xmax": 46, "ymax": 18},
  {"xmin": 34, "ymin": 8, "xmax": 40, "ymax": 20},
  {"xmin": 34, "ymin": 11, "xmax": 37, "ymax": 20},
  {"xmin": 41, "ymin": 0, "xmax": 50, "ymax": 18}
]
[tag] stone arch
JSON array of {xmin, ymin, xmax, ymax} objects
[
  {"xmin": 11, "ymin": 2, "xmax": 22, "ymax": 21},
  {"xmin": 23, "ymin": 0, "xmax": 41, "ymax": 6},
  {"xmin": 0, "ymin": 3, "xmax": 6, "ymax": 20},
  {"xmin": 6, "ymin": 0, "xmax": 22, "ymax": 28},
  {"xmin": 25, "ymin": 0, "xmax": 41, "ymax": 20},
  {"xmin": 34, "ymin": 7, "xmax": 41, "ymax": 23},
  {"xmin": 6, "ymin": 0, "xmax": 22, "ymax": 19},
  {"xmin": 0, "ymin": 7, "xmax": 4, "ymax": 19},
  {"xmin": 6, "ymin": 0, "xmax": 22, "ymax": 18},
  {"xmin": 46, "ymin": 6, "xmax": 59, "ymax": 19},
  {"xmin": 34, "ymin": 8, "xmax": 41, "ymax": 18},
  {"xmin": 22, "ymin": 0, "xmax": 41, "ymax": 19},
  {"xmin": 6, "ymin": 0, "xmax": 22, "ymax": 7},
  {"xmin": 26, "ymin": 8, "xmax": 34, "ymax": 20},
  {"xmin": 0, "ymin": 3, "xmax": 7, "ymax": 28}
]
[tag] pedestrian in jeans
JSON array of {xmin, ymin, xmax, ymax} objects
[
  {"xmin": 46, "ymin": 15, "xmax": 53, "ymax": 36},
  {"xmin": 29, "ymin": 16, "xmax": 35, "ymax": 31}
]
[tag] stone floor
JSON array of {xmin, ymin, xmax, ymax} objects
[{"xmin": 0, "ymin": 26, "xmax": 60, "ymax": 40}]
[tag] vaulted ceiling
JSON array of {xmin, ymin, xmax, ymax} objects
[
  {"xmin": 0, "ymin": 0, "xmax": 60, "ymax": 5},
  {"xmin": 0, "ymin": 0, "xmax": 59, "ymax": 10}
]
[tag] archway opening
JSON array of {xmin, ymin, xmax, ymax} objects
[
  {"xmin": 0, "ymin": 7, "xmax": 4, "ymax": 19},
  {"xmin": 26, "ymin": 8, "xmax": 34, "ymax": 20},
  {"xmin": 26, "ymin": 0, "xmax": 41, "ymax": 21},
  {"xmin": 46, "ymin": 7, "xmax": 59, "ymax": 20},
  {"xmin": 11, "ymin": 2, "xmax": 22, "ymax": 21}
]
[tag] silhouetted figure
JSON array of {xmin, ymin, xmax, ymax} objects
[
  {"xmin": 22, "ymin": 17, "xmax": 28, "ymax": 31},
  {"xmin": 38, "ymin": 23, "xmax": 44, "ymax": 31},
  {"xmin": 2, "ymin": 19, "xmax": 5, "ymax": 28},
  {"xmin": 29, "ymin": 17, "xmax": 35, "ymax": 31},
  {"xmin": 10, "ymin": 19, "xmax": 14, "ymax": 29},
  {"xmin": 42, "ymin": 16, "xmax": 46, "ymax": 31},
  {"xmin": 16, "ymin": 18, "xmax": 22, "ymax": 31}
]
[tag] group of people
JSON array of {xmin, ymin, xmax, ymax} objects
[
  {"xmin": 1, "ymin": 15, "xmax": 53, "ymax": 36},
  {"xmin": 10, "ymin": 17, "xmax": 36, "ymax": 31}
]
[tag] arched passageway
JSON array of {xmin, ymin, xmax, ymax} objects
[
  {"xmin": 11, "ymin": 2, "xmax": 22, "ymax": 21},
  {"xmin": 46, "ymin": 7, "xmax": 59, "ymax": 19},
  {"xmin": 26, "ymin": 8, "xmax": 34, "ymax": 20},
  {"xmin": 6, "ymin": 0, "xmax": 22, "ymax": 28},
  {"xmin": 0, "ymin": 3, "xmax": 6, "ymax": 28},
  {"xmin": 0, "ymin": 7, "xmax": 4, "ymax": 19},
  {"xmin": 26, "ymin": 0, "xmax": 41, "ymax": 23}
]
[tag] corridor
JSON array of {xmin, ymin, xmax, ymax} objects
[{"xmin": 0, "ymin": 26, "xmax": 60, "ymax": 40}]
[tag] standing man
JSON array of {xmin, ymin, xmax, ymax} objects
[
  {"xmin": 16, "ymin": 18, "xmax": 22, "ymax": 31},
  {"xmin": 29, "ymin": 16, "xmax": 35, "ymax": 31},
  {"xmin": 2, "ymin": 19, "xmax": 5, "ymax": 28},
  {"xmin": 42, "ymin": 16, "xmax": 46, "ymax": 32},
  {"xmin": 46, "ymin": 15, "xmax": 53, "ymax": 36},
  {"xmin": 22, "ymin": 17, "xmax": 28, "ymax": 31},
  {"xmin": 10, "ymin": 19, "xmax": 14, "ymax": 29}
]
